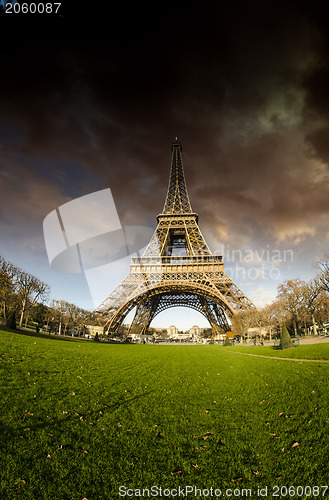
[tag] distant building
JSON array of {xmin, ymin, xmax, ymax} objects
[
  {"xmin": 167, "ymin": 325, "xmax": 178, "ymax": 337},
  {"xmin": 85, "ymin": 325, "xmax": 104, "ymax": 337},
  {"xmin": 189, "ymin": 325, "xmax": 202, "ymax": 338},
  {"xmin": 213, "ymin": 333, "xmax": 226, "ymax": 341},
  {"xmin": 128, "ymin": 334, "xmax": 153, "ymax": 343},
  {"xmin": 246, "ymin": 327, "xmax": 268, "ymax": 339}
]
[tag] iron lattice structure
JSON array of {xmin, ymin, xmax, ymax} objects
[{"xmin": 95, "ymin": 139, "xmax": 256, "ymax": 334}]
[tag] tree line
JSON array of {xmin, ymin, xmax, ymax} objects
[
  {"xmin": 0, "ymin": 256, "xmax": 91, "ymax": 335},
  {"xmin": 2, "ymin": 252, "xmax": 329, "ymax": 338},
  {"xmin": 232, "ymin": 253, "xmax": 329, "ymax": 338}
]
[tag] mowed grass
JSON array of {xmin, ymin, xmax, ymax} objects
[
  {"xmin": 1, "ymin": 330, "xmax": 329, "ymax": 499},
  {"xmin": 225, "ymin": 342, "xmax": 329, "ymax": 360}
]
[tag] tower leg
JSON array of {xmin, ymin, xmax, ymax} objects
[
  {"xmin": 200, "ymin": 297, "xmax": 230, "ymax": 333},
  {"xmin": 128, "ymin": 296, "xmax": 160, "ymax": 336}
]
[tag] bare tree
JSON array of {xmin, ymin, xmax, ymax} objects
[
  {"xmin": 65, "ymin": 303, "xmax": 87, "ymax": 335},
  {"xmin": 277, "ymin": 279, "xmax": 305, "ymax": 336},
  {"xmin": 261, "ymin": 302, "xmax": 284, "ymax": 339},
  {"xmin": 316, "ymin": 252, "xmax": 329, "ymax": 293},
  {"xmin": 52, "ymin": 300, "xmax": 68, "ymax": 335},
  {"xmin": 16, "ymin": 271, "xmax": 50, "ymax": 329},
  {"xmin": 0, "ymin": 256, "xmax": 19, "ymax": 320},
  {"xmin": 51, "ymin": 300, "xmax": 89, "ymax": 335},
  {"xmin": 231, "ymin": 309, "xmax": 264, "ymax": 337},
  {"xmin": 301, "ymin": 278, "xmax": 322, "ymax": 335}
]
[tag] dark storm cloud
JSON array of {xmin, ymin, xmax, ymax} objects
[
  {"xmin": 1, "ymin": 1, "xmax": 329, "ymax": 307},
  {"xmin": 304, "ymin": 67, "xmax": 329, "ymax": 163},
  {"xmin": 300, "ymin": 1, "xmax": 329, "ymax": 165}
]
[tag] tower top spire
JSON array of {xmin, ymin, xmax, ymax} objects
[
  {"xmin": 171, "ymin": 137, "xmax": 182, "ymax": 152},
  {"xmin": 163, "ymin": 140, "xmax": 191, "ymax": 213}
]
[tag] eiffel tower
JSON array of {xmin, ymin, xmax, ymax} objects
[{"xmin": 95, "ymin": 139, "xmax": 256, "ymax": 335}]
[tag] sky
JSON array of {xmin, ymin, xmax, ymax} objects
[{"xmin": 1, "ymin": 1, "xmax": 329, "ymax": 330}]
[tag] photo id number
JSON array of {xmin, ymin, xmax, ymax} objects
[{"xmin": 5, "ymin": 3, "xmax": 61, "ymax": 14}]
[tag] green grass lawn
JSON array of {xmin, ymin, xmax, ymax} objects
[
  {"xmin": 1, "ymin": 329, "xmax": 329, "ymax": 499},
  {"xmin": 225, "ymin": 343, "xmax": 329, "ymax": 360}
]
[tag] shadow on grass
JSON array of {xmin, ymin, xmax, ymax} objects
[
  {"xmin": 1, "ymin": 326, "xmax": 85, "ymax": 342},
  {"xmin": 273, "ymin": 346, "xmax": 295, "ymax": 351},
  {"xmin": 0, "ymin": 389, "xmax": 154, "ymax": 447},
  {"xmin": 1, "ymin": 326, "xmax": 122, "ymax": 344},
  {"xmin": 273, "ymin": 340, "xmax": 298, "ymax": 351}
]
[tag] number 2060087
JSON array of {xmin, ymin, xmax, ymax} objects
[
  {"xmin": 5, "ymin": 3, "xmax": 61, "ymax": 14},
  {"xmin": 272, "ymin": 485, "xmax": 328, "ymax": 497}
]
